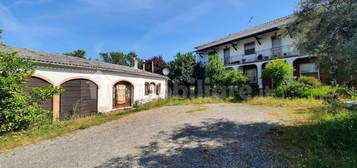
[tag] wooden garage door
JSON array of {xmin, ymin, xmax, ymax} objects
[
  {"xmin": 60, "ymin": 79, "xmax": 98, "ymax": 121},
  {"xmin": 24, "ymin": 77, "xmax": 53, "ymax": 115}
]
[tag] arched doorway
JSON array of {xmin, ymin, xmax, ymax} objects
[
  {"xmin": 60, "ymin": 79, "xmax": 98, "ymax": 121},
  {"xmin": 113, "ymin": 81, "xmax": 134, "ymax": 108},
  {"xmin": 24, "ymin": 77, "xmax": 53, "ymax": 119}
]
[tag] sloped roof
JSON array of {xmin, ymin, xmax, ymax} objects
[
  {"xmin": 195, "ymin": 15, "xmax": 295, "ymax": 51},
  {"xmin": 0, "ymin": 45, "xmax": 167, "ymax": 79}
]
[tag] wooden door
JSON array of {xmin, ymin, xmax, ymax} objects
[
  {"xmin": 60, "ymin": 79, "xmax": 98, "ymax": 121},
  {"xmin": 116, "ymin": 84, "xmax": 127, "ymax": 105},
  {"xmin": 24, "ymin": 77, "xmax": 53, "ymax": 119},
  {"xmin": 114, "ymin": 82, "xmax": 132, "ymax": 108}
]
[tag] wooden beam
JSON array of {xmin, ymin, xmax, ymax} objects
[
  {"xmin": 198, "ymin": 53, "xmax": 203, "ymax": 58},
  {"xmin": 255, "ymin": 37, "xmax": 262, "ymax": 45},
  {"xmin": 230, "ymin": 42, "xmax": 238, "ymax": 51}
]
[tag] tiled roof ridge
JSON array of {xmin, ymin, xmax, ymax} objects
[
  {"xmin": 195, "ymin": 14, "xmax": 295, "ymax": 51},
  {"xmin": 0, "ymin": 45, "xmax": 167, "ymax": 79}
]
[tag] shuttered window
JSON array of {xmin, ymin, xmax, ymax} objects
[
  {"xmin": 300, "ymin": 63, "xmax": 319, "ymax": 79},
  {"xmin": 145, "ymin": 82, "xmax": 150, "ymax": 95},
  {"xmin": 156, "ymin": 83, "xmax": 161, "ymax": 95},
  {"xmin": 244, "ymin": 42, "xmax": 255, "ymax": 55},
  {"xmin": 245, "ymin": 69, "xmax": 257, "ymax": 83}
]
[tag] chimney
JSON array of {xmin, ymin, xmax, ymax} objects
[
  {"xmin": 151, "ymin": 61, "xmax": 154, "ymax": 73},
  {"xmin": 142, "ymin": 60, "xmax": 146, "ymax": 72},
  {"xmin": 133, "ymin": 59, "xmax": 139, "ymax": 69}
]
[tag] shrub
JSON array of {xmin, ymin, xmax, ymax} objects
[
  {"xmin": 263, "ymin": 59, "xmax": 294, "ymax": 88},
  {"xmin": 298, "ymin": 76, "xmax": 322, "ymax": 88},
  {"xmin": 337, "ymin": 87, "xmax": 357, "ymax": 100},
  {"xmin": 302, "ymin": 86, "xmax": 337, "ymax": 99},
  {"xmin": 273, "ymin": 81, "xmax": 310, "ymax": 98},
  {"xmin": 204, "ymin": 54, "xmax": 225, "ymax": 88},
  {"xmin": 223, "ymin": 69, "xmax": 248, "ymax": 86},
  {"xmin": 0, "ymin": 52, "xmax": 61, "ymax": 134}
]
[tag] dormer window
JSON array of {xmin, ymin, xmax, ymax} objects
[{"xmin": 244, "ymin": 42, "xmax": 255, "ymax": 55}]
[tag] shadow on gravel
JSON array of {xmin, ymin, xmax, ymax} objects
[{"xmin": 95, "ymin": 119, "xmax": 283, "ymax": 168}]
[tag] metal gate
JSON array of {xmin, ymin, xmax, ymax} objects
[{"xmin": 60, "ymin": 79, "xmax": 98, "ymax": 121}]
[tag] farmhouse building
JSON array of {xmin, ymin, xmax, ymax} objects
[
  {"xmin": 0, "ymin": 46, "xmax": 168, "ymax": 121},
  {"xmin": 195, "ymin": 15, "xmax": 334, "ymax": 89}
]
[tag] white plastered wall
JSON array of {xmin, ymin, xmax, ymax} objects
[{"xmin": 34, "ymin": 66, "xmax": 167, "ymax": 113}]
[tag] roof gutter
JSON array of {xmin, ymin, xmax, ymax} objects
[{"xmin": 195, "ymin": 27, "xmax": 279, "ymax": 52}]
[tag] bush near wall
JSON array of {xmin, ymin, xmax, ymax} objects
[
  {"xmin": 273, "ymin": 79, "xmax": 337, "ymax": 99},
  {"xmin": 0, "ymin": 52, "xmax": 61, "ymax": 134}
]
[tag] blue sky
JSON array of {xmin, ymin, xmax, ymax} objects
[{"xmin": 0, "ymin": 0, "xmax": 298, "ymax": 61}]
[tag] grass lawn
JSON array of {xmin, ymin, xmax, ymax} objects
[{"xmin": 245, "ymin": 97, "xmax": 356, "ymax": 168}]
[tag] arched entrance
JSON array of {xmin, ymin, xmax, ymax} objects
[
  {"xmin": 24, "ymin": 77, "xmax": 54, "ymax": 119},
  {"xmin": 60, "ymin": 79, "xmax": 98, "ymax": 121},
  {"xmin": 113, "ymin": 81, "xmax": 134, "ymax": 108}
]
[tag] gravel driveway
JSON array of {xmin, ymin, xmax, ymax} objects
[{"xmin": 0, "ymin": 103, "xmax": 286, "ymax": 168}]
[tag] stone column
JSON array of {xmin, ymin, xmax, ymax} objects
[
  {"xmin": 52, "ymin": 94, "xmax": 60, "ymax": 121},
  {"xmin": 256, "ymin": 63, "xmax": 263, "ymax": 89},
  {"xmin": 286, "ymin": 58, "xmax": 297, "ymax": 82}
]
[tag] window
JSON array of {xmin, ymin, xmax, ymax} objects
[
  {"xmin": 223, "ymin": 48, "xmax": 230, "ymax": 65},
  {"xmin": 244, "ymin": 42, "xmax": 255, "ymax": 55},
  {"xmin": 145, "ymin": 82, "xmax": 150, "ymax": 95},
  {"xmin": 245, "ymin": 69, "xmax": 257, "ymax": 83},
  {"xmin": 156, "ymin": 83, "xmax": 161, "ymax": 95},
  {"xmin": 150, "ymin": 82, "xmax": 156, "ymax": 95},
  {"xmin": 300, "ymin": 63, "xmax": 319, "ymax": 79}
]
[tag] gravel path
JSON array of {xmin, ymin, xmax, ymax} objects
[{"xmin": 0, "ymin": 103, "xmax": 287, "ymax": 168}]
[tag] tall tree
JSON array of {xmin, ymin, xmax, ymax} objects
[
  {"xmin": 286, "ymin": 0, "xmax": 357, "ymax": 85},
  {"xmin": 168, "ymin": 52, "xmax": 197, "ymax": 83},
  {"xmin": 64, "ymin": 49, "xmax": 86, "ymax": 59},
  {"xmin": 204, "ymin": 54, "xmax": 226, "ymax": 88},
  {"xmin": 100, "ymin": 51, "xmax": 139, "ymax": 67},
  {"xmin": 144, "ymin": 56, "xmax": 166, "ymax": 74}
]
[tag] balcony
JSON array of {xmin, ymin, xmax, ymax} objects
[{"xmin": 224, "ymin": 45, "xmax": 299, "ymax": 65}]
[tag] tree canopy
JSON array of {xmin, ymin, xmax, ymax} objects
[
  {"xmin": 263, "ymin": 59, "xmax": 294, "ymax": 88},
  {"xmin": 144, "ymin": 56, "xmax": 166, "ymax": 74},
  {"xmin": 64, "ymin": 49, "xmax": 87, "ymax": 59},
  {"xmin": 286, "ymin": 0, "xmax": 357, "ymax": 85},
  {"xmin": 100, "ymin": 51, "xmax": 139, "ymax": 67},
  {"xmin": 204, "ymin": 54, "xmax": 226, "ymax": 88},
  {"xmin": 168, "ymin": 52, "xmax": 197, "ymax": 83}
]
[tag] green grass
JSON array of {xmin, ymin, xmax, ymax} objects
[
  {"xmin": 243, "ymin": 97, "xmax": 356, "ymax": 167},
  {"xmin": 0, "ymin": 97, "xmax": 227, "ymax": 153},
  {"xmin": 185, "ymin": 106, "xmax": 208, "ymax": 113},
  {"xmin": 243, "ymin": 97, "xmax": 324, "ymax": 108}
]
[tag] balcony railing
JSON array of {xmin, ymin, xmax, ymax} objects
[{"xmin": 225, "ymin": 45, "xmax": 299, "ymax": 65}]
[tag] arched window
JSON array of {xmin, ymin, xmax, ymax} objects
[
  {"xmin": 145, "ymin": 82, "xmax": 150, "ymax": 95},
  {"xmin": 156, "ymin": 83, "xmax": 161, "ymax": 95},
  {"xmin": 150, "ymin": 82, "xmax": 156, "ymax": 95}
]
